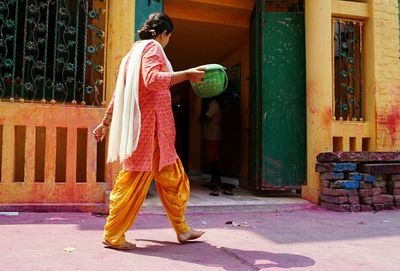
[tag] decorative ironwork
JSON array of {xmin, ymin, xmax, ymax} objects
[
  {"xmin": 0, "ymin": 0, "xmax": 106, "ymax": 106},
  {"xmin": 333, "ymin": 19, "xmax": 363, "ymax": 121}
]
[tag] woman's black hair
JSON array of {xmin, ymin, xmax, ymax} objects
[{"xmin": 138, "ymin": 12, "xmax": 174, "ymax": 40}]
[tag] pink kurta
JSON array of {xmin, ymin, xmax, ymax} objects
[{"xmin": 106, "ymin": 41, "xmax": 178, "ymax": 171}]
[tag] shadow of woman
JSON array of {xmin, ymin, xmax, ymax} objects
[{"xmin": 114, "ymin": 239, "xmax": 315, "ymax": 270}]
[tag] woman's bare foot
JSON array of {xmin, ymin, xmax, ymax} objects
[
  {"xmin": 177, "ymin": 229, "xmax": 205, "ymax": 243},
  {"xmin": 102, "ymin": 239, "xmax": 136, "ymax": 250}
]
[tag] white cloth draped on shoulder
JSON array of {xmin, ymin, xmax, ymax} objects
[{"xmin": 107, "ymin": 39, "xmax": 173, "ymax": 163}]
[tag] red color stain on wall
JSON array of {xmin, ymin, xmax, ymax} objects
[
  {"xmin": 322, "ymin": 107, "xmax": 332, "ymax": 127},
  {"xmin": 307, "ymin": 81, "xmax": 319, "ymax": 114},
  {"xmin": 385, "ymin": 107, "xmax": 400, "ymax": 147}
]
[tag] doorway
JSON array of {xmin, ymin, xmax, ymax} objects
[{"xmin": 164, "ymin": 0, "xmax": 253, "ymax": 181}]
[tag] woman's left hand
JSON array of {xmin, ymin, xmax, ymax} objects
[
  {"xmin": 186, "ymin": 67, "xmax": 205, "ymax": 83},
  {"xmin": 93, "ymin": 123, "xmax": 109, "ymax": 142}
]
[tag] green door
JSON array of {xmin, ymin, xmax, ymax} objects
[
  {"xmin": 135, "ymin": 0, "xmax": 164, "ymax": 41},
  {"xmin": 249, "ymin": 1, "xmax": 306, "ymax": 190}
]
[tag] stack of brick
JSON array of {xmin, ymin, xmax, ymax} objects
[{"xmin": 316, "ymin": 152, "xmax": 400, "ymax": 212}]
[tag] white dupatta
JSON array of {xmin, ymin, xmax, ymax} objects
[{"xmin": 107, "ymin": 40, "xmax": 173, "ymax": 163}]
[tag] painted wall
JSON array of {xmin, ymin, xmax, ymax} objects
[{"xmin": 303, "ymin": 0, "xmax": 400, "ymax": 203}]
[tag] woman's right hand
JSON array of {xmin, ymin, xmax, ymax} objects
[{"xmin": 93, "ymin": 123, "xmax": 109, "ymax": 142}]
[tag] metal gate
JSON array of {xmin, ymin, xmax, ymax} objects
[{"xmin": 0, "ymin": 0, "xmax": 106, "ymax": 105}]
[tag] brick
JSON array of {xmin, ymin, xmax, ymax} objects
[
  {"xmin": 320, "ymin": 179, "xmax": 330, "ymax": 188},
  {"xmin": 347, "ymin": 172, "xmax": 362, "ymax": 182},
  {"xmin": 372, "ymin": 204, "xmax": 385, "ymax": 212},
  {"xmin": 380, "ymin": 187, "xmax": 387, "ymax": 194},
  {"xmin": 330, "ymin": 180, "xmax": 359, "ymax": 189},
  {"xmin": 387, "ymin": 181, "xmax": 400, "ymax": 188},
  {"xmin": 373, "ymin": 180, "xmax": 387, "ymax": 187},
  {"xmin": 361, "ymin": 205, "xmax": 374, "ymax": 212},
  {"xmin": 358, "ymin": 164, "xmax": 400, "ymax": 175},
  {"xmin": 372, "ymin": 194, "xmax": 394, "ymax": 204},
  {"xmin": 375, "ymin": 175, "xmax": 387, "ymax": 181},
  {"xmin": 316, "ymin": 163, "xmax": 357, "ymax": 173},
  {"xmin": 387, "ymin": 187, "xmax": 400, "ymax": 195},
  {"xmin": 373, "ymin": 187, "xmax": 382, "ymax": 195},
  {"xmin": 320, "ymin": 202, "xmax": 350, "ymax": 212},
  {"xmin": 321, "ymin": 188, "xmax": 348, "ymax": 197},
  {"xmin": 320, "ymin": 180, "xmax": 330, "ymax": 188},
  {"xmin": 384, "ymin": 203, "xmax": 395, "ymax": 210},
  {"xmin": 361, "ymin": 174, "xmax": 376, "ymax": 183},
  {"xmin": 360, "ymin": 197, "xmax": 373, "ymax": 205},
  {"xmin": 346, "ymin": 190, "xmax": 359, "ymax": 197},
  {"xmin": 348, "ymin": 196, "xmax": 360, "ymax": 204},
  {"xmin": 320, "ymin": 172, "xmax": 345, "ymax": 180},
  {"xmin": 359, "ymin": 189, "xmax": 374, "ymax": 198},
  {"xmin": 350, "ymin": 204, "xmax": 360, "ymax": 212},
  {"xmin": 317, "ymin": 152, "xmax": 400, "ymax": 163},
  {"xmin": 360, "ymin": 182, "xmax": 373, "ymax": 189},
  {"xmin": 391, "ymin": 174, "xmax": 400, "ymax": 181},
  {"xmin": 394, "ymin": 195, "xmax": 400, "ymax": 203},
  {"xmin": 320, "ymin": 195, "xmax": 348, "ymax": 204}
]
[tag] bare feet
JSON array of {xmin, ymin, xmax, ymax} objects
[
  {"xmin": 177, "ymin": 229, "xmax": 205, "ymax": 243},
  {"xmin": 102, "ymin": 239, "xmax": 136, "ymax": 250}
]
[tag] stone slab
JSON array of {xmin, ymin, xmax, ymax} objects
[
  {"xmin": 321, "ymin": 188, "xmax": 348, "ymax": 197},
  {"xmin": 320, "ymin": 195, "xmax": 348, "ymax": 204},
  {"xmin": 320, "ymin": 172, "xmax": 345, "ymax": 180},
  {"xmin": 317, "ymin": 152, "xmax": 400, "ymax": 162},
  {"xmin": 358, "ymin": 164, "xmax": 400, "ymax": 175},
  {"xmin": 316, "ymin": 163, "xmax": 357, "ymax": 173}
]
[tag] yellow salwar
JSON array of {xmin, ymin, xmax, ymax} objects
[{"xmin": 103, "ymin": 142, "xmax": 191, "ymax": 246}]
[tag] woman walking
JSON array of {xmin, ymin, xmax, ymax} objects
[{"xmin": 93, "ymin": 12, "xmax": 205, "ymax": 250}]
